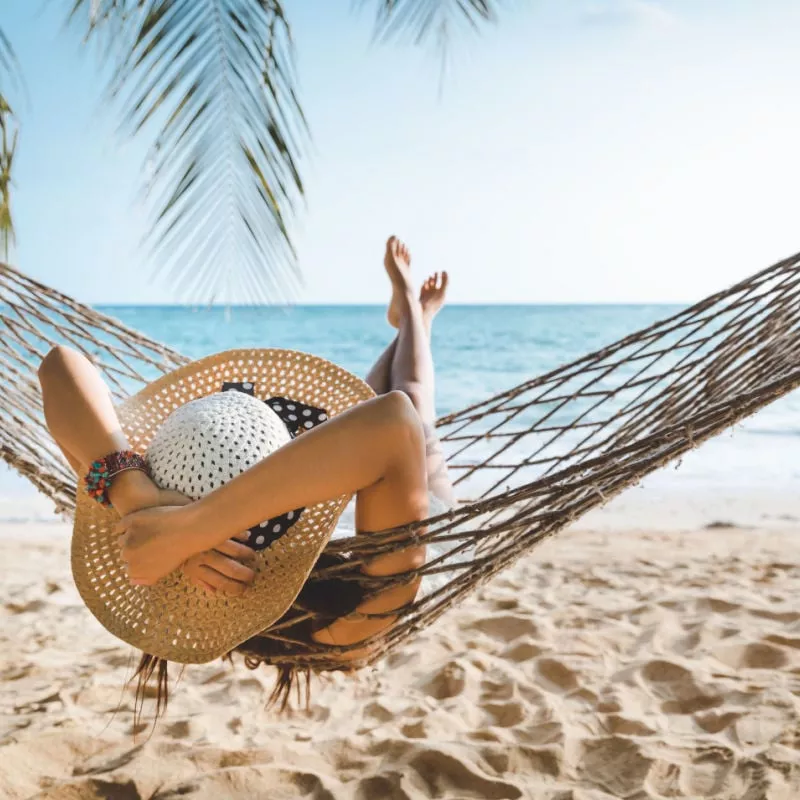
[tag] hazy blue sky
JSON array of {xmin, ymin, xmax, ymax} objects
[{"xmin": 4, "ymin": 1, "xmax": 800, "ymax": 305}]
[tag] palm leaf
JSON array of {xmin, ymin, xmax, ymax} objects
[
  {"xmin": 0, "ymin": 94, "xmax": 18, "ymax": 261},
  {"xmin": 0, "ymin": 28, "xmax": 20, "ymax": 262},
  {"xmin": 361, "ymin": 0, "xmax": 499, "ymax": 50},
  {"xmin": 71, "ymin": 1, "xmax": 307, "ymax": 304}
]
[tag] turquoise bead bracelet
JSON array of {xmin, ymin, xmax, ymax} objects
[{"xmin": 84, "ymin": 450, "xmax": 149, "ymax": 507}]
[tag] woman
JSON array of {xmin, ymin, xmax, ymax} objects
[{"xmin": 38, "ymin": 236, "xmax": 453, "ymax": 705}]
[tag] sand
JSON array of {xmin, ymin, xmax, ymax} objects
[{"xmin": 1, "ymin": 505, "xmax": 799, "ymax": 799}]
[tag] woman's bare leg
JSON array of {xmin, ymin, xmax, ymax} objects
[
  {"xmin": 365, "ymin": 269, "xmax": 448, "ymax": 395},
  {"xmin": 364, "ymin": 337, "xmax": 397, "ymax": 395},
  {"xmin": 381, "ymin": 237, "xmax": 455, "ymax": 506}
]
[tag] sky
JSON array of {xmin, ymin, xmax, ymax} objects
[{"xmin": 4, "ymin": 0, "xmax": 800, "ymax": 305}]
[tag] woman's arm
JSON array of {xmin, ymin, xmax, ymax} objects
[
  {"xmin": 38, "ymin": 346, "xmax": 256, "ymax": 594},
  {"xmin": 116, "ymin": 390, "xmax": 427, "ymax": 586}
]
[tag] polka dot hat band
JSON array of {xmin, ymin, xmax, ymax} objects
[
  {"xmin": 223, "ymin": 381, "xmax": 330, "ymax": 551},
  {"xmin": 70, "ymin": 349, "xmax": 375, "ymax": 664}
]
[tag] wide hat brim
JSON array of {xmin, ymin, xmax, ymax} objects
[{"xmin": 71, "ymin": 348, "xmax": 375, "ymax": 664}]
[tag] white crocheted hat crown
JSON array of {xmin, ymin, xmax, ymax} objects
[{"xmin": 147, "ymin": 389, "xmax": 291, "ymax": 500}]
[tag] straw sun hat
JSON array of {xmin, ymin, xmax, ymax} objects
[{"xmin": 71, "ymin": 348, "xmax": 375, "ymax": 664}]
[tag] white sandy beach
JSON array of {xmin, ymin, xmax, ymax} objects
[{"xmin": 1, "ymin": 485, "xmax": 798, "ymax": 800}]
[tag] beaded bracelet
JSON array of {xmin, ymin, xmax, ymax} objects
[{"xmin": 85, "ymin": 450, "xmax": 150, "ymax": 507}]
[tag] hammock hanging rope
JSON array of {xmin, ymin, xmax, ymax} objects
[{"xmin": 2, "ymin": 254, "xmax": 799, "ymax": 671}]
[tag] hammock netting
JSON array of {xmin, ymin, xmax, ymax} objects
[{"xmin": 2, "ymin": 254, "xmax": 799, "ymax": 671}]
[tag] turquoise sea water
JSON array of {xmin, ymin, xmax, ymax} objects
[
  {"xmin": 2, "ymin": 304, "xmax": 798, "ymax": 518},
  {"xmin": 107, "ymin": 304, "xmax": 680, "ymax": 418}
]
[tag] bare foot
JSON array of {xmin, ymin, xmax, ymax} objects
[
  {"xmin": 419, "ymin": 271, "xmax": 448, "ymax": 333},
  {"xmin": 385, "ymin": 235, "xmax": 413, "ymax": 329}
]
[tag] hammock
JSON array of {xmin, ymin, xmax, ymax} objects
[{"xmin": 2, "ymin": 256, "xmax": 799, "ymax": 671}]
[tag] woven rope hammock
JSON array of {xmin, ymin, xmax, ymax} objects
[{"xmin": 2, "ymin": 255, "xmax": 799, "ymax": 672}]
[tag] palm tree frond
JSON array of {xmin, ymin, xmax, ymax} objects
[
  {"xmin": 361, "ymin": 0, "xmax": 499, "ymax": 50},
  {"xmin": 0, "ymin": 28, "xmax": 21, "ymax": 263},
  {"xmin": 71, "ymin": 0, "xmax": 307, "ymax": 305},
  {"xmin": 0, "ymin": 92, "xmax": 18, "ymax": 261}
]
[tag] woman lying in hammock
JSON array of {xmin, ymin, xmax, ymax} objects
[{"xmin": 38, "ymin": 235, "xmax": 453, "ymax": 703}]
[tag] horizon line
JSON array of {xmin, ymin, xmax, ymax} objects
[{"xmin": 94, "ymin": 300, "xmax": 688, "ymax": 309}]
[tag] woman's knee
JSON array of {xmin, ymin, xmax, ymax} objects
[
  {"xmin": 38, "ymin": 345, "xmax": 81, "ymax": 387},
  {"xmin": 375, "ymin": 391, "xmax": 426, "ymax": 462},
  {"xmin": 390, "ymin": 381, "xmax": 433, "ymax": 425},
  {"xmin": 379, "ymin": 390, "xmax": 423, "ymax": 435}
]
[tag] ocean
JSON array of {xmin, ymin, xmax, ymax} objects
[{"xmin": 2, "ymin": 304, "xmax": 798, "ymax": 521}]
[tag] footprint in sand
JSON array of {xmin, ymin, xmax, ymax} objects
[
  {"xmin": 502, "ymin": 639, "xmax": 542, "ymax": 663},
  {"xmin": 491, "ymin": 597, "xmax": 520, "ymax": 611},
  {"xmin": 480, "ymin": 667, "xmax": 517, "ymax": 703},
  {"xmin": 479, "ymin": 744, "xmax": 560, "ymax": 779},
  {"xmin": 694, "ymin": 710, "xmax": 743, "ymax": 734},
  {"xmin": 401, "ymin": 720, "xmax": 427, "ymax": 739},
  {"xmin": 362, "ymin": 701, "xmax": 396, "ymax": 724},
  {"xmin": 597, "ymin": 698, "xmax": 622, "ymax": 713},
  {"xmin": 713, "ymin": 641, "xmax": 789, "ymax": 670},
  {"xmin": 421, "ymin": 660, "xmax": 467, "ymax": 700},
  {"xmin": 482, "ymin": 700, "xmax": 526, "ymax": 728},
  {"xmin": 408, "ymin": 748, "xmax": 524, "ymax": 800},
  {"xmin": 735, "ymin": 708, "xmax": 791, "ymax": 747},
  {"xmin": 356, "ymin": 775, "xmax": 411, "ymax": 799},
  {"xmin": 681, "ymin": 747, "xmax": 736, "ymax": 798},
  {"xmin": 517, "ymin": 720, "xmax": 564, "ymax": 746},
  {"xmin": 535, "ymin": 658, "xmax": 579, "ymax": 694},
  {"xmin": 164, "ymin": 719, "xmax": 192, "ymax": 739},
  {"xmin": 469, "ymin": 614, "xmax": 540, "ymax": 643},
  {"xmin": 4, "ymin": 599, "xmax": 45, "ymax": 614},
  {"xmin": 646, "ymin": 747, "xmax": 735, "ymax": 799},
  {"xmin": 603, "ymin": 714, "xmax": 655, "ymax": 737},
  {"xmin": 575, "ymin": 736, "xmax": 653, "ymax": 798},
  {"xmin": 639, "ymin": 660, "xmax": 722, "ymax": 715}
]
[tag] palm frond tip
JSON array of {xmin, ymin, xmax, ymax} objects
[{"xmin": 362, "ymin": 0, "xmax": 499, "ymax": 47}]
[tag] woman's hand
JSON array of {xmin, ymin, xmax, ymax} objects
[
  {"xmin": 181, "ymin": 534, "xmax": 257, "ymax": 595},
  {"xmin": 116, "ymin": 504, "xmax": 258, "ymax": 594},
  {"xmin": 116, "ymin": 505, "xmax": 196, "ymax": 586}
]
